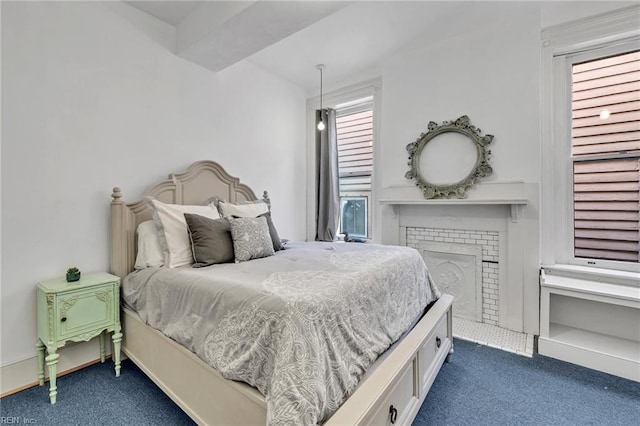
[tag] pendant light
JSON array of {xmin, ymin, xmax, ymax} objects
[{"xmin": 316, "ymin": 64, "xmax": 326, "ymax": 131}]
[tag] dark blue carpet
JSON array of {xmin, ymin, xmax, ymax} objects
[
  {"xmin": 1, "ymin": 339, "xmax": 638, "ymax": 425},
  {"xmin": 414, "ymin": 339, "xmax": 640, "ymax": 426},
  {"xmin": 0, "ymin": 359, "xmax": 194, "ymax": 425}
]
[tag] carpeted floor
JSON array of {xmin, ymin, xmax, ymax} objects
[
  {"xmin": 1, "ymin": 339, "xmax": 638, "ymax": 425},
  {"xmin": 415, "ymin": 339, "xmax": 640, "ymax": 426},
  {"xmin": 1, "ymin": 358, "xmax": 194, "ymax": 425}
]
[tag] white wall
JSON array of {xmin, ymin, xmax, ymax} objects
[{"xmin": 0, "ymin": 1, "xmax": 306, "ymax": 375}]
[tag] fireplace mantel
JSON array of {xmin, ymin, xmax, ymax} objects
[
  {"xmin": 379, "ymin": 182, "xmax": 530, "ymax": 222},
  {"xmin": 381, "ymin": 181, "xmax": 539, "ymax": 334}
]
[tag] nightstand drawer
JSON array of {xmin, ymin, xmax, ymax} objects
[{"xmin": 57, "ymin": 284, "xmax": 115, "ymax": 340}]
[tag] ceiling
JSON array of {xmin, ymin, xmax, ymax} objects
[
  {"xmin": 123, "ymin": 1, "xmax": 636, "ymax": 93},
  {"xmin": 247, "ymin": 1, "xmax": 524, "ymax": 91},
  {"xmin": 124, "ymin": 1, "xmax": 203, "ymax": 26}
]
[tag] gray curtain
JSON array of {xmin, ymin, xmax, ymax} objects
[{"xmin": 315, "ymin": 108, "xmax": 340, "ymax": 241}]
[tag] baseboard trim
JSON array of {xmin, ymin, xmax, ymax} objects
[
  {"xmin": 0, "ymin": 356, "xmax": 113, "ymax": 398},
  {"xmin": 0, "ymin": 339, "xmax": 114, "ymax": 397},
  {"xmin": 538, "ymin": 337, "xmax": 640, "ymax": 382}
]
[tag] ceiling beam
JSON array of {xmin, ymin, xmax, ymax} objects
[{"xmin": 176, "ymin": 1, "xmax": 349, "ymax": 72}]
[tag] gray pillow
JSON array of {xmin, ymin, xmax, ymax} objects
[
  {"xmin": 258, "ymin": 212, "xmax": 284, "ymax": 251},
  {"xmin": 184, "ymin": 213, "xmax": 234, "ymax": 267},
  {"xmin": 228, "ymin": 216, "xmax": 275, "ymax": 262}
]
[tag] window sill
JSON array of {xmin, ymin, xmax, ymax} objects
[{"xmin": 541, "ymin": 264, "xmax": 639, "ymax": 288}]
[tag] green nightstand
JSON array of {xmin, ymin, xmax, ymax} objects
[{"xmin": 36, "ymin": 272, "xmax": 122, "ymax": 404}]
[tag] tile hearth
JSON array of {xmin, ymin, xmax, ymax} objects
[{"xmin": 453, "ymin": 317, "xmax": 534, "ymax": 357}]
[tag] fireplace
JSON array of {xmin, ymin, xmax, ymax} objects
[
  {"xmin": 407, "ymin": 227, "xmax": 500, "ymax": 325},
  {"xmin": 380, "ymin": 181, "xmax": 538, "ymax": 334}
]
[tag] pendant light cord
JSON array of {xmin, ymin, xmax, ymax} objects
[
  {"xmin": 316, "ymin": 64, "xmax": 326, "ymax": 130},
  {"xmin": 319, "ymin": 67, "xmax": 323, "ymax": 112}
]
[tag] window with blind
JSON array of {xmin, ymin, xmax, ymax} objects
[
  {"xmin": 571, "ymin": 50, "xmax": 640, "ymax": 263},
  {"xmin": 336, "ymin": 99, "xmax": 373, "ymax": 239}
]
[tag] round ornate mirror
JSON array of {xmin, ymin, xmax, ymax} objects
[{"xmin": 405, "ymin": 115, "xmax": 494, "ymax": 199}]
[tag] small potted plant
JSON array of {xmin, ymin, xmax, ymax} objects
[{"xmin": 66, "ymin": 267, "xmax": 81, "ymax": 283}]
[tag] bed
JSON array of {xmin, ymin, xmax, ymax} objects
[{"xmin": 110, "ymin": 160, "xmax": 453, "ymax": 425}]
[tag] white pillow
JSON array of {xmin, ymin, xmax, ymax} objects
[
  {"xmin": 218, "ymin": 200, "xmax": 269, "ymax": 218},
  {"xmin": 145, "ymin": 198, "xmax": 221, "ymax": 268},
  {"xmin": 134, "ymin": 220, "xmax": 165, "ymax": 269}
]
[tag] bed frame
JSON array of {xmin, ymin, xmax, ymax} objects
[{"xmin": 111, "ymin": 160, "xmax": 453, "ymax": 425}]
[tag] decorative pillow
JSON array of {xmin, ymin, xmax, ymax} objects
[
  {"xmin": 144, "ymin": 197, "xmax": 221, "ymax": 268},
  {"xmin": 257, "ymin": 212, "xmax": 284, "ymax": 251},
  {"xmin": 134, "ymin": 220, "xmax": 165, "ymax": 269},
  {"xmin": 228, "ymin": 216, "xmax": 275, "ymax": 262},
  {"xmin": 218, "ymin": 200, "xmax": 269, "ymax": 218},
  {"xmin": 184, "ymin": 213, "xmax": 234, "ymax": 267}
]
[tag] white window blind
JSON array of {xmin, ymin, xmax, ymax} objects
[
  {"xmin": 337, "ymin": 108, "xmax": 373, "ymax": 192},
  {"xmin": 571, "ymin": 50, "xmax": 640, "ymax": 263}
]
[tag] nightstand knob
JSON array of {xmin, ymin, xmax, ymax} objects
[
  {"xmin": 61, "ymin": 317, "xmax": 67, "ymax": 322},
  {"xmin": 436, "ymin": 336, "xmax": 442, "ymax": 348}
]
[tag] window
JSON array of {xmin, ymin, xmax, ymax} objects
[
  {"xmin": 336, "ymin": 98, "xmax": 373, "ymax": 239},
  {"xmin": 340, "ymin": 197, "xmax": 368, "ymax": 237},
  {"xmin": 571, "ymin": 51, "xmax": 639, "ymax": 263},
  {"xmin": 305, "ymin": 79, "xmax": 380, "ymax": 242},
  {"xmin": 541, "ymin": 6, "xmax": 639, "ymax": 272}
]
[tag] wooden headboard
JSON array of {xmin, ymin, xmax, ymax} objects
[{"xmin": 110, "ymin": 160, "xmax": 268, "ymax": 278}]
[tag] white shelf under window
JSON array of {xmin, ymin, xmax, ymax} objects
[
  {"xmin": 539, "ymin": 267, "xmax": 640, "ymax": 382},
  {"xmin": 548, "ymin": 323, "xmax": 640, "ymax": 362}
]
